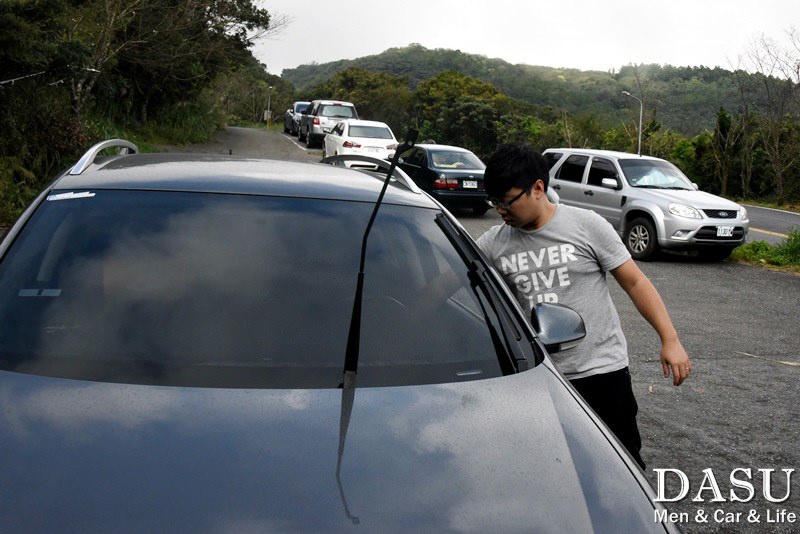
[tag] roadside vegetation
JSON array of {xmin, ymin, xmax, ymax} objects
[{"xmin": 731, "ymin": 228, "xmax": 800, "ymax": 272}]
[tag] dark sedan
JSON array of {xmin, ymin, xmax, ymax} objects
[
  {"xmin": 398, "ymin": 144, "xmax": 490, "ymax": 215},
  {"xmin": 0, "ymin": 141, "xmax": 675, "ymax": 532}
]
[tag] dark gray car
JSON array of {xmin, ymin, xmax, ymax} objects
[{"xmin": 0, "ymin": 141, "xmax": 676, "ymax": 532}]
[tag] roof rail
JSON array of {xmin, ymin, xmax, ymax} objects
[
  {"xmin": 320, "ymin": 155, "xmax": 422, "ymax": 194},
  {"xmin": 69, "ymin": 139, "xmax": 138, "ymax": 175}
]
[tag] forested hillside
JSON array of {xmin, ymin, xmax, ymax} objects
[
  {"xmin": 0, "ymin": 0, "xmax": 294, "ymax": 223},
  {"xmin": 284, "ymin": 44, "xmax": 771, "ymax": 136}
]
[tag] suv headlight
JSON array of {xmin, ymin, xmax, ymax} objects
[
  {"xmin": 740, "ymin": 206, "xmax": 748, "ymax": 221},
  {"xmin": 668, "ymin": 203, "xmax": 702, "ymax": 219}
]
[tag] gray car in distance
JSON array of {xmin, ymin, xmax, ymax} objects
[
  {"xmin": 544, "ymin": 148, "xmax": 750, "ymax": 260},
  {"xmin": 284, "ymin": 100, "xmax": 310, "ymax": 136},
  {"xmin": 0, "ymin": 140, "xmax": 678, "ymax": 532}
]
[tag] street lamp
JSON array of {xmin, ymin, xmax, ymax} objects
[
  {"xmin": 266, "ymin": 86, "xmax": 273, "ymax": 125},
  {"xmin": 621, "ymin": 90, "xmax": 643, "ymax": 156}
]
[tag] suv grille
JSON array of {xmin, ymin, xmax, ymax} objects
[
  {"xmin": 703, "ymin": 209, "xmax": 738, "ymax": 219},
  {"xmin": 695, "ymin": 226, "xmax": 745, "ymax": 241}
]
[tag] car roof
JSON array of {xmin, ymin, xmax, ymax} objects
[
  {"xmin": 312, "ymin": 99, "xmax": 355, "ymax": 106},
  {"xmin": 414, "ymin": 144, "xmax": 476, "ymax": 153},
  {"xmin": 54, "ymin": 153, "xmax": 433, "ymax": 207},
  {"xmin": 341, "ymin": 119, "xmax": 392, "ymax": 128},
  {"xmin": 544, "ymin": 147, "xmax": 664, "ymax": 162}
]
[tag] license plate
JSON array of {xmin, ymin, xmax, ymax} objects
[
  {"xmin": 463, "ymin": 180, "xmax": 477, "ymax": 189},
  {"xmin": 366, "ymin": 147, "xmax": 381, "ymax": 153},
  {"xmin": 717, "ymin": 226, "xmax": 734, "ymax": 237}
]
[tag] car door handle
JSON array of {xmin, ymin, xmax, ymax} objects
[
  {"xmin": 552, "ymin": 184, "xmax": 561, "ymax": 190},
  {"xmin": 584, "ymin": 190, "xmax": 594, "ymax": 196}
]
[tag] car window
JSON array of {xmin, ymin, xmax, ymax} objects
[
  {"xmin": 404, "ymin": 149, "xmax": 424, "ymax": 166},
  {"xmin": 555, "ymin": 155, "xmax": 589, "ymax": 183},
  {"xmin": 320, "ymin": 105, "xmax": 356, "ymax": 119},
  {"xmin": 429, "ymin": 151, "xmax": 485, "ymax": 170},
  {"xmin": 543, "ymin": 152, "xmax": 563, "ymax": 170},
  {"xmin": 331, "ymin": 123, "xmax": 344, "ymax": 136},
  {"xmin": 618, "ymin": 159, "xmax": 694, "ymax": 189},
  {"xmin": 586, "ymin": 158, "xmax": 618, "ymax": 186},
  {"xmin": 0, "ymin": 191, "xmax": 510, "ymax": 389},
  {"xmin": 294, "ymin": 103, "xmax": 309, "ymax": 113},
  {"xmin": 348, "ymin": 125, "xmax": 394, "ymax": 139}
]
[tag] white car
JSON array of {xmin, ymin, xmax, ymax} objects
[{"xmin": 322, "ymin": 119, "xmax": 398, "ymax": 167}]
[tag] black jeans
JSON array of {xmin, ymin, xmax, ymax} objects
[{"xmin": 569, "ymin": 367, "xmax": 645, "ymax": 470}]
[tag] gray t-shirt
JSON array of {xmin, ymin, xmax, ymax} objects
[{"xmin": 476, "ymin": 204, "xmax": 631, "ymax": 379}]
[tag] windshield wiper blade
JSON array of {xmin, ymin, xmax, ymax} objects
[{"xmin": 341, "ymin": 129, "xmax": 419, "ymax": 387}]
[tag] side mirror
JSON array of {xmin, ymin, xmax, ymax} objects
[
  {"xmin": 692, "ymin": 182, "xmax": 699, "ymax": 190},
  {"xmin": 530, "ymin": 303, "xmax": 586, "ymax": 353},
  {"xmin": 601, "ymin": 177, "xmax": 622, "ymax": 190}
]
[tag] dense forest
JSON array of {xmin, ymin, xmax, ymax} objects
[
  {"xmin": 1, "ymin": 4, "xmax": 799, "ymax": 225},
  {"xmin": 0, "ymin": 0, "xmax": 295, "ymax": 223}
]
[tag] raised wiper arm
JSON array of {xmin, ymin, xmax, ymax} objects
[{"xmin": 341, "ymin": 130, "xmax": 419, "ymax": 383}]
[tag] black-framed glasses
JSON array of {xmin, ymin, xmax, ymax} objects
[{"xmin": 486, "ymin": 188, "xmax": 530, "ymax": 210}]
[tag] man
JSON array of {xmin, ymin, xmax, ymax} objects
[{"xmin": 476, "ymin": 143, "xmax": 691, "ymax": 469}]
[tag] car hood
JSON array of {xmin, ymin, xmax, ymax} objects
[
  {"xmin": 0, "ymin": 365, "xmax": 664, "ymax": 533},
  {"xmin": 631, "ymin": 188, "xmax": 741, "ymax": 210}
]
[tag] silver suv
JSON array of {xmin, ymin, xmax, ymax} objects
[
  {"xmin": 298, "ymin": 99, "xmax": 358, "ymax": 148},
  {"xmin": 543, "ymin": 148, "xmax": 749, "ymax": 261}
]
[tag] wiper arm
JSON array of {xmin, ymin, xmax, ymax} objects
[{"xmin": 341, "ymin": 130, "xmax": 419, "ymax": 386}]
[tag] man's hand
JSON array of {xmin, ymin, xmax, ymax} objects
[
  {"xmin": 660, "ymin": 338, "xmax": 691, "ymax": 386},
  {"xmin": 612, "ymin": 259, "xmax": 692, "ymax": 387}
]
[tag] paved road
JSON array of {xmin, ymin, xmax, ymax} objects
[
  {"xmin": 744, "ymin": 205, "xmax": 800, "ymax": 245},
  {"xmin": 169, "ymin": 127, "xmax": 800, "ymax": 533}
]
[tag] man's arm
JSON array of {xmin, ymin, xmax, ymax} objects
[{"xmin": 611, "ymin": 259, "xmax": 692, "ymax": 386}]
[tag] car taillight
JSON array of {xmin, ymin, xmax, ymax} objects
[
  {"xmin": 313, "ymin": 117, "xmax": 320, "ymax": 125},
  {"xmin": 343, "ymin": 141, "xmax": 362, "ymax": 148},
  {"xmin": 433, "ymin": 177, "xmax": 459, "ymax": 190},
  {"xmin": 386, "ymin": 143, "xmax": 398, "ymax": 150}
]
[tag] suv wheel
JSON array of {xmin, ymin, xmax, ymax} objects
[{"xmin": 625, "ymin": 217, "xmax": 658, "ymax": 260}]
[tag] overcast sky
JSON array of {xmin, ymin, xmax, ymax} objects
[{"xmin": 253, "ymin": 0, "xmax": 797, "ymax": 76}]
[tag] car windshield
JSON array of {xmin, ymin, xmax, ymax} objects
[
  {"xmin": 0, "ymin": 190, "xmax": 512, "ymax": 389},
  {"xmin": 619, "ymin": 159, "xmax": 694, "ymax": 190},
  {"xmin": 320, "ymin": 104, "xmax": 356, "ymax": 118},
  {"xmin": 348, "ymin": 125, "xmax": 394, "ymax": 139},
  {"xmin": 430, "ymin": 150, "xmax": 485, "ymax": 170},
  {"xmin": 294, "ymin": 103, "xmax": 309, "ymax": 113}
]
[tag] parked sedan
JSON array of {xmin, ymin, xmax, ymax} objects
[
  {"xmin": 398, "ymin": 144, "xmax": 489, "ymax": 215},
  {"xmin": 322, "ymin": 119, "xmax": 398, "ymax": 166},
  {"xmin": 284, "ymin": 100, "xmax": 310, "ymax": 136},
  {"xmin": 0, "ymin": 140, "xmax": 676, "ymax": 532}
]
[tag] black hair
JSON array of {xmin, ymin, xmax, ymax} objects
[{"xmin": 483, "ymin": 143, "xmax": 549, "ymax": 198}]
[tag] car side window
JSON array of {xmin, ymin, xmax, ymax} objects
[
  {"xmin": 544, "ymin": 152, "xmax": 563, "ymax": 170},
  {"xmin": 587, "ymin": 158, "xmax": 619, "ymax": 187},
  {"xmin": 555, "ymin": 155, "xmax": 589, "ymax": 183},
  {"xmin": 332, "ymin": 123, "xmax": 343, "ymax": 136},
  {"xmin": 407, "ymin": 149, "xmax": 424, "ymax": 166}
]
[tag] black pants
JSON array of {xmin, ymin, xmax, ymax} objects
[{"xmin": 569, "ymin": 367, "xmax": 645, "ymax": 470}]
